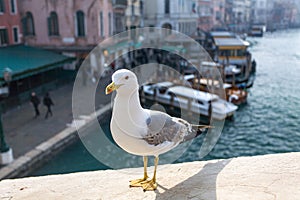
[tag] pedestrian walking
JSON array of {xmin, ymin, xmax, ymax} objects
[
  {"xmin": 30, "ymin": 92, "xmax": 40, "ymax": 117},
  {"xmin": 43, "ymin": 92, "xmax": 54, "ymax": 119}
]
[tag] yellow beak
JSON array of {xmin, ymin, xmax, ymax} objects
[{"xmin": 105, "ymin": 82, "xmax": 120, "ymax": 95}]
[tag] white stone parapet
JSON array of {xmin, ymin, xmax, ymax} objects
[{"xmin": 0, "ymin": 152, "xmax": 299, "ymax": 200}]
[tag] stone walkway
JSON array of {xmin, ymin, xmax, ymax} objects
[{"xmin": 1, "ymin": 74, "xmax": 112, "ymax": 160}]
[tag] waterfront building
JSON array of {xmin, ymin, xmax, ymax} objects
[
  {"xmin": 251, "ymin": 0, "xmax": 269, "ymax": 25},
  {"xmin": 18, "ymin": 0, "xmax": 114, "ymax": 73},
  {"xmin": 143, "ymin": 0, "xmax": 198, "ymax": 35},
  {"xmin": 18, "ymin": 0, "xmax": 113, "ymax": 50},
  {"xmin": 211, "ymin": 0, "xmax": 226, "ymax": 30},
  {"xmin": 224, "ymin": 0, "xmax": 252, "ymax": 32},
  {"xmin": 267, "ymin": 0, "xmax": 299, "ymax": 30},
  {"xmin": 224, "ymin": 0, "xmax": 233, "ymax": 28},
  {"xmin": 249, "ymin": 0, "xmax": 300, "ymax": 31},
  {"xmin": 197, "ymin": 0, "xmax": 213, "ymax": 31},
  {"xmin": 125, "ymin": 0, "xmax": 143, "ymax": 29},
  {"xmin": 197, "ymin": 0, "xmax": 225, "ymax": 31},
  {"xmin": 0, "ymin": 0, "xmax": 74, "ymax": 105},
  {"xmin": 112, "ymin": 0, "xmax": 127, "ymax": 34},
  {"xmin": 0, "ymin": 0, "xmax": 22, "ymax": 46}
]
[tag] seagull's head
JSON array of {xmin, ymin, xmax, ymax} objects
[{"xmin": 105, "ymin": 69, "xmax": 139, "ymax": 95}]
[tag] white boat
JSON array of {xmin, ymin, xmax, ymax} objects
[
  {"xmin": 141, "ymin": 82, "xmax": 238, "ymax": 120},
  {"xmin": 249, "ymin": 25, "xmax": 266, "ymax": 37}
]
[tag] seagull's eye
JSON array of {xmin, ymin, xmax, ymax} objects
[{"xmin": 125, "ymin": 76, "xmax": 129, "ymax": 80}]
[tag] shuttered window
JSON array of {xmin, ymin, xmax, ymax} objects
[
  {"xmin": 0, "ymin": 28, "xmax": 9, "ymax": 46},
  {"xmin": 10, "ymin": 0, "xmax": 16, "ymax": 14},
  {"xmin": 48, "ymin": 12, "xmax": 59, "ymax": 36},
  {"xmin": 100, "ymin": 11, "xmax": 104, "ymax": 37},
  {"xmin": 0, "ymin": 0, "xmax": 5, "ymax": 13},
  {"xmin": 76, "ymin": 10, "xmax": 85, "ymax": 37},
  {"xmin": 13, "ymin": 27, "xmax": 19, "ymax": 43},
  {"xmin": 22, "ymin": 12, "xmax": 35, "ymax": 36}
]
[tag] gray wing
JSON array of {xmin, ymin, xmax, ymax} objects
[{"xmin": 143, "ymin": 110, "xmax": 207, "ymax": 146}]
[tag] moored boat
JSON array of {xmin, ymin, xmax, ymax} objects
[
  {"xmin": 141, "ymin": 82, "xmax": 238, "ymax": 120},
  {"xmin": 184, "ymin": 74, "xmax": 248, "ymax": 105}
]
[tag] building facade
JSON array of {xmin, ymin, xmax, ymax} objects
[
  {"xmin": 197, "ymin": 0, "xmax": 213, "ymax": 31},
  {"xmin": 267, "ymin": 0, "xmax": 299, "ymax": 30},
  {"xmin": 251, "ymin": 0, "xmax": 268, "ymax": 25},
  {"xmin": 212, "ymin": 0, "xmax": 226, "ymax": 30},
  {"xmin": 197, "ymin": 0, "xmax": 226, "ymax": 31},
  {"xmin": 112, "ymin": 0, "xmax": 127, "ymax": 34},
  {"xmin": 0, "ymin": 0, "xmax": 21, "ymax": 46},
  {"xmin": 18, "ymin": 0, "xmax": 113, "ymax": 54},
  {"xmin": 125, "ymin": 0, "xmax": 143, "ymax": 29},
  {"xmin": 225, "ymin": 0, "xmax": 252, "ymax": 32},
  {"xmin": 143, "ymin": 0, "xmax": 198, "ymax": 35}
]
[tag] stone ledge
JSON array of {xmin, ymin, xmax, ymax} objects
[{"xmin": 1, "ymin": 152, "xmax": 300, "ymax": 200}]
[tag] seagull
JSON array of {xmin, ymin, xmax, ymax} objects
[{"xmin": 105, "ymin": 69, "xmax": 211, "ymax": 191}]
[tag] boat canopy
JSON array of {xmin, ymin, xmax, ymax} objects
[
  {"xmin": 214, "ymin": 38, "xmax": 250, "ymax": 49},
  {"xmin": 154, "ymin": 82, "xmax": 174, "ymax": 88},
  {"xmin": 201, "ymin": 61, "xmax": 222, "ymax": 67},
  {"xmin": 169, "ymin": 86, "xmax": 219, "ymax": 102},
  {"xmin": 199, "ymin": 79, "xmax": 232, "ymax": 89},
  {"xmin": 210, "ymin": 31, "xmax": 235, "ymax": 38}
]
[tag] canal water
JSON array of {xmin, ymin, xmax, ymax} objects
[{"xmin": 31, "ymin": 29, "xmax": 300, "ymax": 176}]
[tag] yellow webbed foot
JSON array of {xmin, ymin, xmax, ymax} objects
[
  {"xmin": 129, "ymin": 176, "xmax": 148, "ymax": 187},
  {"xmin": 141, "ymin": 179, "xmax": 157, "ymax": 191}
]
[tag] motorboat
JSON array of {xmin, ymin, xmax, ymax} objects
[
  {"xmin": 141, "ymin": 82, "xmax": 238, "ymax": 120},
  {"xmin": 184, "ymin": 75, "xmax": 248, "ymax": 105}
]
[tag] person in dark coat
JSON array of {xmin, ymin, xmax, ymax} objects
[
  {"xmin": 30, "ymin": 92, "xmax": 40, "ymax": 117},
  {"xmin": 43, "ymin": 92, "xmax": 54, "ymax": 119}
]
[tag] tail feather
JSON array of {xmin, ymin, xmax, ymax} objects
[
  {"xmin": 181, "ymin": 124, "xmax": 213, "ymax": 143},
  {"xmin": 191, "ymin": 124, "xmax": 214, "ymax": 129}
]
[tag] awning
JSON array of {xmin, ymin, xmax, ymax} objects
[
  {"xmin": 0, "ymin": 45, "xmax": 74, "ymax": 82},
  {"xmin": 214, "ymin": 38, "xmax": 250, "ymax": 48},
  {"xmin": 105, "ymin": 41, "xmax": 130, "ymax": 54},
  {"xmin": 210, "ymin": 31, "xmax": 235, "ymax": 38},
  {"xmin": 161, "ymin": 45, "xmax": 187, "ymax": 53}
]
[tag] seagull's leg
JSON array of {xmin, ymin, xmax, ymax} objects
[
  {"xmin": 129, "ymin": 156, "xmax": 149, "ymax": 187},
  {"xmin": 142, "ymin": 156, "xmax": 159, "ymax": 191}
]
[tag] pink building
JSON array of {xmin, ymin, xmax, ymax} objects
[
  {"xmin": 197, "ymin": 0, "xmax": 226, "ymax": 32},
  {"xmin": 211, "ymin": 0, "xmax": 225, "ymax": 30},
  {"xmin": 197, "ymin": 0, "xmax": 213, "ymax": 31},
  {"xmin": 18, "ymin": 0, "xmax": 113, "ymax": 57},
  {"xmin": 0, "ymin": 0, "xmax": 22, "ymax": 46}
]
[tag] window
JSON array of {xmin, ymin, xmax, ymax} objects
[
  {"xmin": 0, "ymin": 0, "xmax": 5, "ymax": 13},
  {"xmin": 197, "ymin": 100, "xmax": 204, "ymax": 105},
  {"xmin": 13, "ymin": 27, "xmax": 19, "ymax": 43},
  {"xmin": 10, "ymin": 0, "xmax": 16, "ymax": 14},
  {"xmin": 159, "ymin": 87, "xmax": 168, "ymax": 94},
  {"xmin": 216, "ymin": 11, "xmax": 221, "ymax": 20},
  {"xmin": 48, "ymin": 12, "xmax": 59, "ymax": 36},
  {"xmin": 22, "ymin": 12, "xmax": 35, "ymax": 36},
  {"xmin": 100, "ymin": 11, "xmax": 104, "ymax": 37},
  {"xmin": 140, "ymin": 0, "xmax": 143, "ymax": 15},
  {"xmin": 108, "ymin": 12, "xmax": 112, "ymax": 36},
  {"xmin": 165, "ymin": 0, "xmax": 170, "ymax": 14},
  {"xmin": 0, "ymin": 28, "xmax": 9, "ymax": 46},
  {"xmin": 76, "ymin": 10, "xmax": 85, "ymax": 37},
  {"xmin": 237, "ymin": 49, "xmax": 245, "ymax": 56}
]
